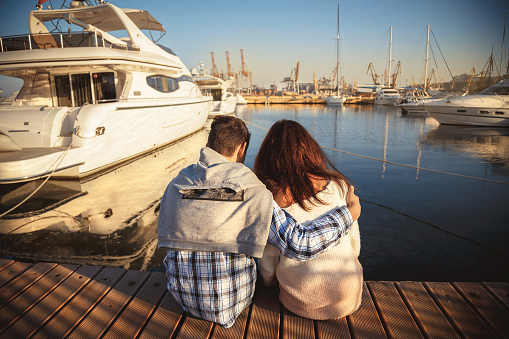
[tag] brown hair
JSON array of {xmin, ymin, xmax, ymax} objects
[
  {"xmin": 253, "ymin": 119, "xmax": 350, "ymax": 211},
  {"xmin": 208, "ymin": 116, "xmax": 251, "ymax": 157}
]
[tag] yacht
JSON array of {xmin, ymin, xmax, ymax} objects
[
  {"xmin": 193, "ymin": 75, "xmax": 237, "ymax": 117},
  {"xmin": 423, "ymin": 78, "xmax": 509, "ymax": 126},
  {"xmin": 236, "ymin": 93, "xmax": 248, "ymax": 105},
  {"xmin": 399, "ymin": 90, "xmax": 467, "ymax": 115},
  {"xmin": 373, "ymin": 87, "xmax": 402, "ymax": 105},
  {"xmin": 0, "ymin": 0, "xmax": 211, "ymax": 184}
]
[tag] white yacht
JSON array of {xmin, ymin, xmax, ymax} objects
[
  {"xmin": 373, "ymin": 87, "xmax": 402, "ymax": 105},
  {"xmin": 0, "ymin": 0, "xmax": 211, "ymax": 184},
  {"xmin": 423, "ymin": 78, "xmax": 509, "ymax": 126},
  {"xmin": 399, "ymin": 90, "xmax": 467, "ymax": 115},
  {"xmin": 236, "ymin": 93, "xmax": 248, "ymax": 105},
  {"xmin": 193, "ymin": 75, "xmax": 237, "ymax": 117}
]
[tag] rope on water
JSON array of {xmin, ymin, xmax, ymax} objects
[{"xmin": 243, "ymin": 120, "xmax": 509, "ymax": 185}]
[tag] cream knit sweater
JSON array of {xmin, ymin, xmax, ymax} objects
[{"xmin": 258, "ymin": 181, "xmax": 363, "ymax": 319}]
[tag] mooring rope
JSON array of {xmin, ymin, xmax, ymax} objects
[{"xmin": 243, "ymin": 120, "xmax": 509, "ymax": 185}]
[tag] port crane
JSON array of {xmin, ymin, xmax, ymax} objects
[
  {"xmin": 366, "ymin": 62, "xmax": 380, "ymax": 85},
  {"xmin": 282, "ymin": 62, "xmax": 300, "ymax": 93},
  {"xmin": 465, "ymin": 67, "xmax": 476, "ymax": 91},
  {"xmin": 240, "ymin": 49, "xmax": 248, "ymax": 77},
  {"xmin": 239, "ymin": 49, "xmax": 252, "ymax": 93},
  {"xmin": 210, "ymin": 52, "xmax": 219, "ymax": 78},
  {"xmin": 390, "ymin": 61, "xmax": 401, "ymax": 87},
  {"xmin": 225, "ymin": 51, "xmax": 233, "ymax": 78}
]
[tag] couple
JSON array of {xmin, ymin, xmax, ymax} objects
[{"xmin": 157, "ymin": 116, "xmax": 363, "ymax": 328}]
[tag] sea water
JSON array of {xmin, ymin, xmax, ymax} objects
[{"xmin": 1, "ymin": 104, "xmax": 508, "ymax": 281}]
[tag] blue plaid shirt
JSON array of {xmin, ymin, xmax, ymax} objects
[{"xmin": 164, "ymin": 202, "xmax": 352, "ymax": 328}]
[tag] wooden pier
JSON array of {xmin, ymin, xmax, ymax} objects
[{"xmin": 0, "ymin": 259, "xmax": 508, "ymax": 338}]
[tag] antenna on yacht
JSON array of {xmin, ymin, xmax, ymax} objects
[
  {"xmin": 70, "ymin": 1, "xmax": 87, "ymax": 8},
  {"xmin": 36, "ymin": 0, "xmax": 48, "ymax": 9}
]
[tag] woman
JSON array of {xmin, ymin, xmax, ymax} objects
[{"xmin": 254, "ymin": 119, "xmax": 363, "ymax": 320}]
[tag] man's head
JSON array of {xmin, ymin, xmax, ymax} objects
[{"xmin": 207, "ymin": 116, "xmax": 251, "ymax": 163}]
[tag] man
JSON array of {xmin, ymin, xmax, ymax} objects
[{"xmin": 157, "ymin": 116, "xmax": 361, "ymax": 328}]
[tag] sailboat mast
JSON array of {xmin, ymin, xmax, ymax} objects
[
  {"xmin": 336, "ymin": 3, "xmax": 340, "ymax": 95},
  {"xmin": 501, "ymin": 14, "xmax": 506, "ymax": 76},
  {"xmin": 424, "ymin": 25, "xmax": 430, "ymax": 90},
  {"xmin": 388, "ymin": 26, "xmax": 392, "ymax": 87}
]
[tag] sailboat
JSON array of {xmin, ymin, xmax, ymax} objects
[
  {"xmin": 326, "ymin": 4, "xmax": 346, "ymax": 106},
  {"xmin": 373, "ymin": 26, "xmax": 402, "ymax": 105}
]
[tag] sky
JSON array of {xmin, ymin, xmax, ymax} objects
[{"xmin": 0, "ymin": 0, "xmax": 508, "ymax": 96}]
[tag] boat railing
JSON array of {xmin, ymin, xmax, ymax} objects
[{"xmin": 0, "ymin": 32, "xmax": 140, "ymax": 52}]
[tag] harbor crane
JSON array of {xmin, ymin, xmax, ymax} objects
[
  {"xmin": 226, "ymin": 51, "xmax": 233, "ymax": 78},
  {"xmin": 240, "ymin": 49, "xmax": 248, "ymax": 77},
  {"xmin": 390, "ymin": 61, "xmax": 401, "ymax": 87},
  {"xmin": 313, "ymin": 71, "xmax": 320, "ymax": 94},
  {"xmin": 210, "ymin": 52, "xmax": 219, "ymax": 78},
  {"xmin": 465, "ymin": 67, "xmax": 476, "ymax": 91},
  {"xmin": 282, "ymin": 61, "xmax": 300, "ymax": 93},
  {"xmin": 366, "ymin": 62, "xmax": 380, "ymax": 85},
  {"xmin": 239, "ymin": 49, "xmax": 252, "ymax": 93}
]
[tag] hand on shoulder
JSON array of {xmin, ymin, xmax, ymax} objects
[{"xmin": 346, "ymin": 186, "xmax": 361, "ymax": 221}]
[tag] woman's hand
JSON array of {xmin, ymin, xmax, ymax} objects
[{"xmin": 346, "ymin": 186, "xmax": 361, "ymax": 221}]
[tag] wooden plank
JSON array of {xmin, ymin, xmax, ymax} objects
[
  {"xmin": 212, "ymin": 306, "xmax": 249, "ymax": 339},
  {"xmin": 0, "ymin": 265, "xmax": 102, "ymax": 339},
  {"xmin": 175, "ymin": 316, "xmax": 214, "ymax": 339},
  {"xmin": 397, "ymin": 282, "xmax": 459, "ymax": 339},
  {"xmin": 0, "ymin": 261, "xmax": 32, "ymax": 288},
  {"xmin": 66, "ymin": 269, "xmax": 149, "ymax": 339},
  {"xmin": 0, "ymin": 263, "xmax": 78, "ymax": 333},
  {"xmin": 246, "ymin": 285, "xmax": 280, "ymax": 339},
  {"xmin": 102, "ymin": 272, "xmax": 168, "ymax": 339},
  {"xmin": 483, "ymin": 282, "xmax": 509, "ymax": 309},
  {"xmin": 0, "ymin": 259, "xmax": 14, "ymax": 271},
  {"xmin": 0, "ymin": 262, "xmax": 56, "ymax": 308},
  {"xmin": 282, "ymin": 307, "xmax": 314, "ymax": 339},
  {"xmin": 316, "ymin": 317, "xmax": 351, "ymax": 339},
  {"xmin": 425, "ymin": 282, "xmax": 497, "ymax": 338},
  {"xmin": 31, "ymin": 267, "xmax": 126, "ymax": 339},
  {"xmin": 453, "ymin": 282, "xmax": 509, "ymax": 338},
  {"xmin": 347, "ymin": 283, "xmax": 386, "ymax": 339},
  {"xmin": 138, "ymin": 291, "xmax": 184, "ymax": 339},
  {"xmin": 368, "ymin": 281, "xmax": 423, "ymax": 338}
]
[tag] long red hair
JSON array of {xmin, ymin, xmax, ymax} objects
[{"xmin": 253, "ymin": 120, "xmax": 351, "ymax": 211}]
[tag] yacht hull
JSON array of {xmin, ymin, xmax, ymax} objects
[
  {"xmin": 0, "ymin": 99, "xmax": 210, "ymax": 183},
  {"xmin": 326, "ymin": 96, "xmax": 346, "ymax": 106},
  {"xmin": 424, "ymin": 105, "xmax": 509, "ymax": 126},
  {"xmin": 374, "ymin": 97, "xmax": 400, "ymax": 106}
]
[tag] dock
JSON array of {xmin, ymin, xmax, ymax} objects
[
  {"xmin": 242, "ymin": 95, "xmax": 374, "ymax": 105},
  {"xmin": 0, "ymin": 259, "xmax": 508, "ymax": 338}
]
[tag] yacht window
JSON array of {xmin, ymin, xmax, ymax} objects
[
  {"xmin": 178, "ymin": 75, "xmax": 194, "ymax": 83},
  {"xmin": 166, "ymin": 78, "xmax": 179, "ymax": 91},
  {"xmin": 71, "ymin": 74, "xmax": 92, "ymax": 107},
  {"xmin": 93, "ymin": 72, "xmax": 116, "ymax": 102},
  {"xmin": 156, "ymin": 44, "xmax": 177, "ymax": 56},
  {"xmin": 55, "ymin": 75, "xmax": 72, "ymax": 107},
  {"xmin": 480, "ymin": 85, "xmax": 509, "ymax": 95},
  {"xmin": 211, "ymin": 89, "xmax": 222, "ymax": 101},
  {"xmin": 146, "ymin": 75, "xmax": 180, "ymax": 93}
]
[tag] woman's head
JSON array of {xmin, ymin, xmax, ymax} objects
[{"xmin": 253, "ymin": 120, "xmax": 350, "ymax": 210}]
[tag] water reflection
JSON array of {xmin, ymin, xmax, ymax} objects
[
  {"xmin": 237, "ymin": 104, "xmax": 509, "ymax": 281},
  {"xmin": 0, "ymin": 130, "xmax": 208, "ymax": 269},
  {"xmin": 2, "ymin": 104, "xmax": 508, "ymax": 281},
  {"xmin": 423, "ymin": 125, "xmax": 509, "ymax": 176}
]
